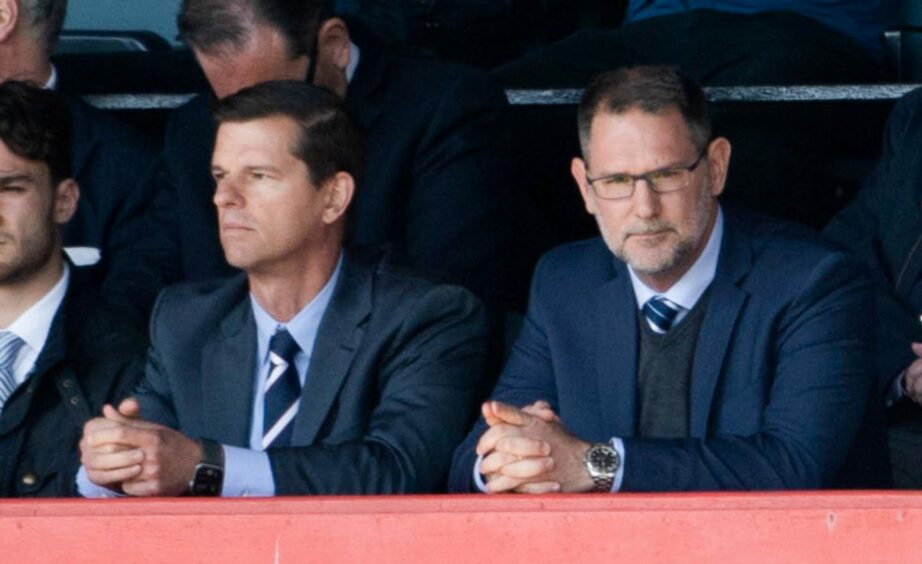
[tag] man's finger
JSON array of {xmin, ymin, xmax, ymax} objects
[
  {"xmin": 86, "ymin": 464, "xmax": 143, "ymax": 488},
  {"xmin": 118, "ymin": 397, "xmax": 142, "ymax": 419},
  {"xmin": 522, "ymin": 401, "xmax": 559, "ymax": 422},
  {"xmin": 88, "ymin": 425, "xmax": 154, "ymax": 449},
  {"xmin": 84, "ymin": 448, "xmax": 144, "ymax": 471},
  {"xmin": 514, "ymin": 481, "xmax": 561, "ymax": 494},
  {"xmin": 495, "ymin": 436, "xmax": 551, "ymax": 457},
  {"xmin": 480, "ymin": 451, "xmax": 519, "ymax": 475},
  {"xmin": 484, "ymin": 474, "xmax": 528, "ymax": 494},
  {"xmin": 498, "ymin": 456, "xmax": 555, "ymax": 479},
  {"xmin": 482, "ymin": 402, "xmax": 501, "ymax": 426},
  {"xmin": 912, "ymin": 342, "xmax": 922, "ymax": 358},
  {"xmin": 102, "ymin": 404, "xmax": 134, "ymax": 425},
  {"xmin": 490, "ymin": 401, "xmax": 533, "ymax": 426},
  {"xmin": 476, "ymin": 423, "xmax": 520, "ymax": 456}
]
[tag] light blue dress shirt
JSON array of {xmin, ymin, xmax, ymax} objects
[
  {"xmin": 474, "ymin": 208, "xmax": 724, "ymax": 493},
  {"xmin": 78, "ymin": 254, "xmax": 342, "ymax": 498}
]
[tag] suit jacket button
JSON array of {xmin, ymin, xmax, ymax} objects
[
  {"xmin": 69, "ymin": 397, "xmax": 79, "ymax": 406},
  {"xmin": 62, "ymin": 379, "xmax": 73, "ymax": 388},
  {"xmin": 21, "ymin": 473, "xmax": 37, "ymax": 486}
]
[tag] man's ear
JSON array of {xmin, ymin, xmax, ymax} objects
[
  {"xmin": 0, "ymin": 0, "xmax": 20, "ymax": 44},
  {"xmin": 52, "ymin": 178, "xmax": 79, "ymax": 225},
  {"xmin": 322, "ymin": 171, "xmax": 355, "ymax": 225},
  {"xmin": 571, "ymin": 156, "xmax": 597, "ymax": 215},
  {"xmin": 706, "ymin": 137, "xmax": 731, "ymax": 197},
  {"xmin": 312, "ymin": 17, "xmax": 351, "ymax": 96}
]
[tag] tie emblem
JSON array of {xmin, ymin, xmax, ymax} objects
[
  {"xmin": 262, "ymin": 329, "xmax": 302, "ymax": 449},
  {"xmin": 0, "ymin": 331, "xmax": 24, "ymax": 413},
  {"xmin": 643, "ymin": 296, "xmax": 682, "ymax": 334}
]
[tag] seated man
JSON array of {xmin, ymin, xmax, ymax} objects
[
  {"xmin": 0, "ymin": 81, "xmax": 145, "ymax": 497},
  {"xmin": 164, "ymin": 0, "xmax": 512, "ymax": 318},
  {"xmin": 824, "ymin": 87, "xmax": 922, "ymax": 487},
  {"xmin": 79, "ymin": 81, "xmax": 489, "ymax": 497},
  {"xmin": 0, "ymin": 0, "xmax": 175, "ymax": 325},
  {"xmin": 450, "ymin": 66, "xmax": 881, "ymax": 493}
]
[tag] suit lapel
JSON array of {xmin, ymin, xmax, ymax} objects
[
  {"xmin": 689, "ymin": 219, "xmax": 751, "ymax": 438},
  {"xmin": 594, "ymin": 260, "xmax": 639, "ymax": 437},
  {"xmin": 201, "ymin": 282, "xmax": 256, "ymax": 446},
  {"xmin": 292, "ymin": 250, "xmax": 374, "ymax": 445}
]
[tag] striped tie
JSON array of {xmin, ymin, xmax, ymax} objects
[
  {"xmin": 262, "ymin": 329, "xmax": 302, "ymax": 449},
  {"xmin": 642, "ymin": 296, "xmax": 682, "ymax": 334},
  {"xmin": 0, "ymin": 331, "xmax": 24, "ymax": 412}
]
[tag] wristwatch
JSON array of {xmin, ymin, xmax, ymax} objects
[
  {"xmin": 583, "ymin": 442, "xmax": 620, "ymax": 492},
  {"xmin": 188, "ymin": 438, "xmax": 224, "ymax": 496}
]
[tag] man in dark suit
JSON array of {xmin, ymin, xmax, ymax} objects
[
  {"xmin": 450, "ymin": 66, "xmax": 881, "ymax": 494},
  {"xmin": 79, "ymin": 81, "xmax": 489, "ymax": 497},
  {"xmin": 0, "ymin": 0, "xmax": 176, "ymax": 325},
  {"xmin": 163, "ymin": 0, "xmax": 512, "ymax": 317},
  {"xmin": 0, "ymin": 81, "xmax": 145, "ymax": 497},
  {"xmin": 824, "ymin": 88, "xmax": 922, "ymax": 487}
]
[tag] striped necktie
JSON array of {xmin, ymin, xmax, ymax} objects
[
  {"xmin": 0, "ymin": 331, "xmax": 25, "ymax": 412},
  {"xmin": 642, "ymin": 296, "xmax": 682, "ymax": 334},
  {"xmin": 262, "ymin": 329, "xmax": 302, "ymax": 449}
]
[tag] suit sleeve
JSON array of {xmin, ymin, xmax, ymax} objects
[
  {"xmin": 621, "ymin": 252, "xmax": 876, "ymax": 491},
  {"xmin": 402, "ymin": 71, "xmax": 515, "ymax": 314},
  {"xmin": 448, "ymin": 255, "xmax": 559, "ymax": 492},
  {"xmin": 268, "ymin": 285, "xmax": 490, "ymax": 494},
  {"xmin": 132, "ymin": 291, "xmax": 180, "ymax": 430},
  {"xmin": 823, "ymin": 90, "xmax": 922, "ymax": 392}
]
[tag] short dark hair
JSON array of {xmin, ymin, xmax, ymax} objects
[
  {"xmin": 577, "ymin": 66, "xmax": 712, "ymax": 159},
  {"xmin": 0, "ymin": 80, "xmax": 72, "ymax": 185},
  {"xmin": 178, "ymin": 0, "xmax": 335, "ymax": 58},
  {"xmin": 21, "ymin": 0, "xmax": 68, "ymax": 54},
  {"xmin": 214, "ymin": 80, "xmax": 365, "ymax": 188}
]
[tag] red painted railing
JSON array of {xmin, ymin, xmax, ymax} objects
[{"xmin": 1, "ymin": 492, "xmax": 919, "ymax": 563}]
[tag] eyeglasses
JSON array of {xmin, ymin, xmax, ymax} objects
[{"xmin": 585, "ymin": 149, "xmax": 708, "ymax": 200}]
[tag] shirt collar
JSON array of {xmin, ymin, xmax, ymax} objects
[
  {"xmin": 251, "ymin": 252, "xmax": 343, "ymax": 363},
  {"xmin": 45, "ymin": 65, "xmax": 58, "ymax": 90},
  {"xmin": 629, "ymin": 206, "xmax": 723, "ymax": 310},
  {"xmin": 346, "ymin": 42, "xmax": 360, "ymax": 84},
  {"xmin": 6, "ymin": 262, "xmax": 70, "ymax": 355}
]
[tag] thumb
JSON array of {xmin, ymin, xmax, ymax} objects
[
  {"xmin": 912, "ymin": 342, "xmax": 922, "ymax": 358},
  {"xmin": 118, "ymin": 397, "xmax": 142, "ymax": 419},
  {"xmin": 490, "ymin": 401, "xmax": 533, "ymax": 427}
]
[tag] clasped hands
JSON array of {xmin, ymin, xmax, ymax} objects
[
  {"xmin": 79, "ymin": 398, "xmax": 202, "ymax": 496},
  {"xmin": 476, "ymin": 400, "xmax": 594, "ymax": 494}
]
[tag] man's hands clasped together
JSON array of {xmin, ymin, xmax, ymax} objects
[
  {"xmin": 80, "ymin": 398, "xmax": 203, "ymax": 496},
  {"xmin": 476, "ymin": 400, "xmax": 595, "ymax": 494}
]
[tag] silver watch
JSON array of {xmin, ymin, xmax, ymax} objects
[{"xmin": 583, "ymin": 443, "xmax": 620, "ymax": 492}]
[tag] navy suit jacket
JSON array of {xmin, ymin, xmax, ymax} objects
[
  {"xmin": 824, "ymin": 87, "xmax": 922, "ymax": 397},
  {"xmin": 451, "ymin": 210, "xmax": 879, "ymax": 491},
  {"xmin": 136, "ymin": 248, "xmax": 490, "ymax": 494},
  {"xmin": 63, "ymin": 97, "xmax": 177, "ymax": 325},
  {"xmin": 160, "ymin": 25, "xmax": 513, "ymax": 314}
]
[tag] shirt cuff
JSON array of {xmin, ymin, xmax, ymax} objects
[
  {"xmin": 473, "ymin": 453, "xmax": 490, "ymax": 493},
  {"xmin": 610, "ymin": 437, "xmax": 625, "ymax": 493},
  {"xmin": 75, "ymin": 465, "xmax": 124, "ymax": 498},
  {"xmin": 221, "ymin": 445, "xmax": 275, "ymax": 497}
]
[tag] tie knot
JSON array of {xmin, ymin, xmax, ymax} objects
[
  {"xmin": 269, "ymin": 328, "xmax": 300, "ymax": 364},
  {"xmin": 642, "ymin": 296, "xmax": 682, "ymax": 334},
  {"xmin": 0, "ymin": 331, "xmax": 24, "ymax": 372}
]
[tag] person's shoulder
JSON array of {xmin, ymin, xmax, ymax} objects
[
  {"xmin": 727, "ymin": 207, "xmax": 845, "ymax": 261},
  {"xmin": 66, "ymin": 95, "xmax": 155, "ymax": 155},
  {"xmin": 151, "ymin": 274, "xmax": 249, "ymax": 328}
]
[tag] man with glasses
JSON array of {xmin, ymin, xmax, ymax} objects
[{"xmin": 449, "ymin": 66, "xmax": 884, "ymax": 493}]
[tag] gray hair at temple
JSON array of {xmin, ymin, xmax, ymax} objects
[
  {"xmin": 20, "ymin": 0, "xmax": 68, "ymax": 54},
  {"xmin": 577, "ymin": 66, "xmax": 712, "ymax": 160}
]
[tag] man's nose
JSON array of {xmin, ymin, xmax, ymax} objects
[
  {"xmin": 213, "ymin": 177, "xmax": 242, "ymax": 208},
  {"xmin": 631, "ymin": 178, "xmax": 660, "ymax": 219}
]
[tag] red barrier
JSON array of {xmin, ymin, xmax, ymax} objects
[{"xmin": 1, "ymin": 492, "xmax": 920, "ymax": 563}]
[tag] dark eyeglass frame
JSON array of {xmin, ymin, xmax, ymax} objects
[{"xmin": 585, "ymin": 148, "xmax": 709, "ymax": 201}]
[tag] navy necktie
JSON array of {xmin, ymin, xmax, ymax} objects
[
  {"xmin": 263, "ymin": 329, "xmax": 302, "ymax": 449},
  {"xmin": 643, "ymin": 296, "xmax": 682, "ymax": 334},
  {"xmin": 0, "ymin": 331, "xmax": 24, "ymax": 413}
]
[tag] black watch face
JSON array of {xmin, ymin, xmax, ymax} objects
[{"xmin": 590, "ymin": 447, "xmax": 618, "ymax": 472}]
